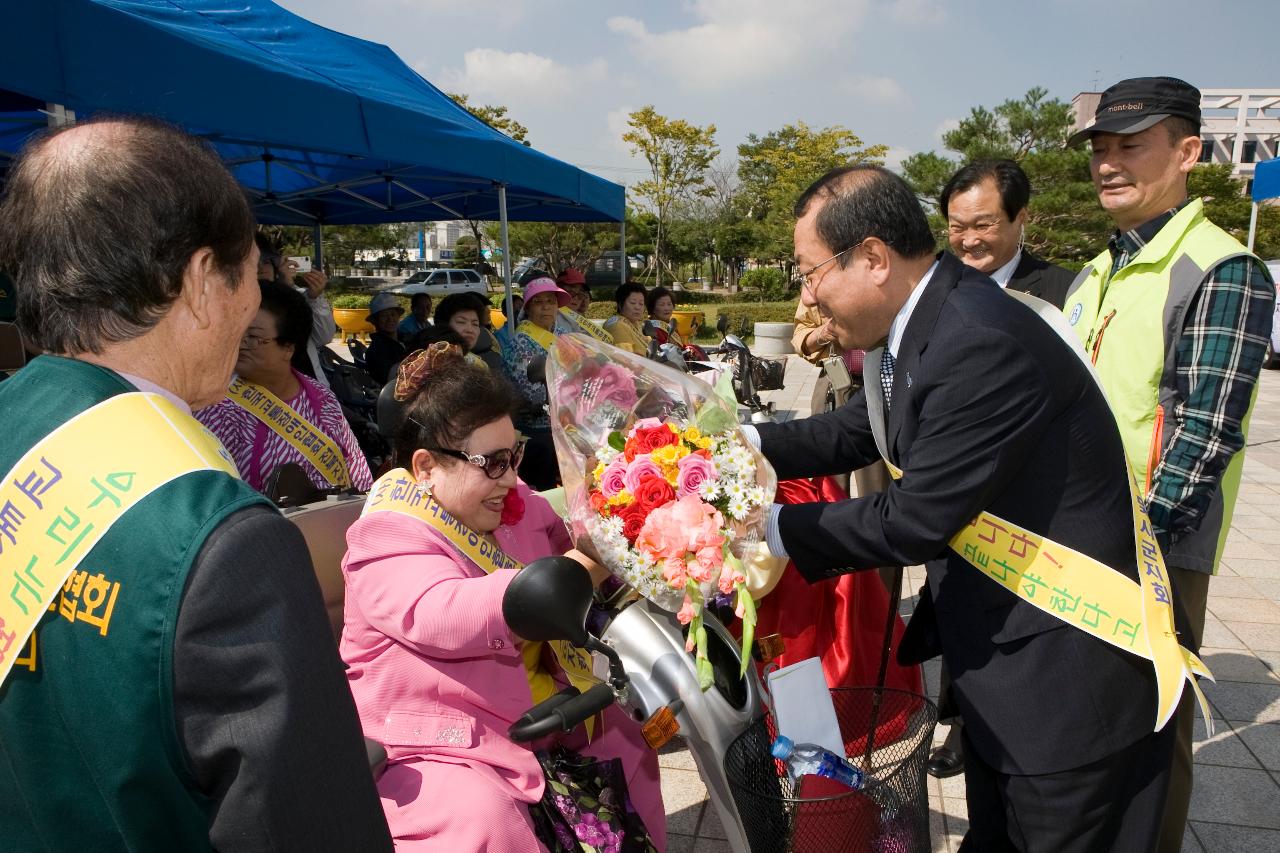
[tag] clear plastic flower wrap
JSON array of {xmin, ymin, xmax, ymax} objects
[{"xmin": 547, "ymin": 333, "xmax": 778, "ymax": 687}]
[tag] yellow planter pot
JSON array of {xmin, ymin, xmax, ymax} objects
[
  {"xmin": 333, "ymin": 307, "xmax": 374, "ymax": 338},
  {"xmin": 671, "ymin": 310, "xmax": 703, "ymax": 339}
]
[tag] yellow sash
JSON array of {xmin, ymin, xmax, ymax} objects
[
  {"xmin": 517, "ymin": 321, "xmax": 557, "ymax": 352},
  {"xmin": 226, "ymin": 376, "xmax": 352, "ymax": 489},
  {"xmin": 363, "ymin": 468, "xmax": 601, "ymax": 734},
  {"xmin": 0, "ymin": 392, "xmax": 240, "ymax": 685},
  {"xmin": 560, "ymin": 308, "xmax": 614, "ymax": 343},
  {"xmin": 866, "ymin": 287, "xmax": 1213, "ymax": 732}
]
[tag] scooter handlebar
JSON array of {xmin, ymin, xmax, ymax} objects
[{"xmin": 508, "ymin": 683, "xmax": 616, "ymax": 743}]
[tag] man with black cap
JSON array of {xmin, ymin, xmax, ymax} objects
[{"xmin": 1065, "ymin": 76, "xmax": 1275, "ymax": 853}]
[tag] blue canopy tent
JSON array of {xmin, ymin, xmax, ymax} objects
[
  {"xmin": 0, "ymin": 0, "xmax": 627, "ymax": 322},
  {"xmin": 1249, "ymin": 158, "xmax": 1280, "ymax": 252}
]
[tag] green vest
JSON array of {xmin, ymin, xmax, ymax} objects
[
  {"xmin": 1063, "ymin": 200, "xmax": 1262, "ymax": 574},
  {"xmin": 0, "ymin": 356, "xmax": 268, "ymax": 851}
]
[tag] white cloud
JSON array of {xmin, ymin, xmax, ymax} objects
[
  {"xmin": 934, "ymin": 118, "xmax": 961, "ymax": 142},
  {"xmin": 838, "ymin": 75, "xmax": 906, "ymax": 104},
  {"xmin": 606, "ymin": 0, "xmax": 871, "ymax": 92},
  {"xmin": 882, "ymin": 146, "xmax": 913, "ymax": 173},
  {"xmin": 438, "ymin": 49, "xmax": 606, "ymax": 104}
]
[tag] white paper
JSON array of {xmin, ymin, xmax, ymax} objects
[{"xmin": 766, "ymin": 657, "xmax": 844, "ymax": 755}]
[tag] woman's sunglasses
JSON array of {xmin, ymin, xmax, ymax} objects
[{"xmin": 427, "ymin": 439, "xmax": 527, "ymax": 479}]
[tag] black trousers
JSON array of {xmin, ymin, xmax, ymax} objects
[{"xmin": 958, "ymin": 721, "xmax": 1176, "ymax": 853}]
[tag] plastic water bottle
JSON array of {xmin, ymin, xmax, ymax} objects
[{"xmin": 770, "ymin": 735, "xmax": 866, "ymax": 789}]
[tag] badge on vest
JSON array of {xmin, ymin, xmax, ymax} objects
[{"xmin": 1069, "ymin": 303, "xmax": 1083, "ymax": 325}]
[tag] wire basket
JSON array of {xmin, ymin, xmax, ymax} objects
[{"xmin": 723, "ymin": 687, "xmax": 937, "ymax": 853}]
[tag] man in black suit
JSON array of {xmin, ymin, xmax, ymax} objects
[
  {"xmin": 754, "ymin": 165, "xmax": 1175, "ymax": 851},
  {"xmin": 928, "ymin": 159, "xmax": 1079, "ymax": 778},
  {"xmin": 942, "ymin": 159, "xmax": 1075, "ymax": 309}
]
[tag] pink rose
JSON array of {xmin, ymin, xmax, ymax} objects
[
  {"xmin": 635, "ymin": 503, "xmax": 684, "ymax": 561},
  {"xmin": 623, "ymin": 457, "xmax": 663, "ymax": 494},
  {"xmin": 666, "ymin": 495, "xmax": 726, "ymax": 554},
  {"xmin": 599, "ymin": 455, "xmax": 630, "ymax": 498},
  {"xmin": 631, "ymin": 417, "xmax": 663, "ymax": 432},
  {"xmin": 592, "ymin": 364, "xmax": 639, "ymax": 412},
  {"xmin": 676, "ymin": 452, "xmax": 718, "ymax": 499}
]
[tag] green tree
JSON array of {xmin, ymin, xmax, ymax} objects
[
  {"xmin": 448, "ymin": 93, "xmax": 531, "ymax": 146},
  {"xmin": 1188, "ymin": 164, "xmax": 1280, "ymax": 259},
  {"xmin": 622, "ymin": 106, "xmax": 719, "ymax": 288},
  {"xmin": 449, "ymin": 93, "xmax": 534, "ymax": 264},
  {"xmin": 902, "ymin": 87, "xmax": 1110, "ymax": 267},
  {"xmin": 504, "ymin": 220, "xmax": 621, "ymax": 278},
  {"xmin": 737, "ymin": 122, "xmax": 887, "ymax": 268}
]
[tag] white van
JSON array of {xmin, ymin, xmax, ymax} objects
[{"xmin": 396, "ymin": 268, "xmax": 488, "ymax": 298}]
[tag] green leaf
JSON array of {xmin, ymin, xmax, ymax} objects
[
  {"xmin": 608, "ymin": 431, "xmax": 625, "ymax": 452},
  {"xmin": 738, "ymin": 585, "xmax": 757, "ymax": 680},
  {"xmin": 696, "ymin": 622, "xmax": 714, "ymax": 691}
]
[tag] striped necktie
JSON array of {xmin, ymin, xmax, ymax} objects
[{"xmin": 881, "ymin": 350, "xmax": 896, "ymax": 410}]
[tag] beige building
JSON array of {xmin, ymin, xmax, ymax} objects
[{"xmin": 1072, "ymin": 88, "xmax": 1279, "ymax": 193}]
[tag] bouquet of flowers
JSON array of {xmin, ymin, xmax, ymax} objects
[{"xmin": 547, "ymin": 333, "xmax": 777, "ymax": 689}]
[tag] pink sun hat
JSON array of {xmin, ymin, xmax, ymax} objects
[{"xmin": 522, "ymin": 277, "xmax": 571, "ymax": 307}]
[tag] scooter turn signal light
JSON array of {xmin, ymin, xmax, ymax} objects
[
  {"xmin": 755, "ymin": 633, "xmax": 785, "ymax": 664},
  {"xmin": 641, "ymin": 706, "xmax": 680, "ymax": 749}
]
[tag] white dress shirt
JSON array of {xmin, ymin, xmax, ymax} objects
[{"xmin": 988, "ymin": 249, "xmax": 1022, "ymax": 289}]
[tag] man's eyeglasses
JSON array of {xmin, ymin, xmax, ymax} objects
[
  {"xmin": 426, "ymin": 439, "xmax": 527, "ymax": 480},
  {"xmin": 800, "ymin": 240, "xmax": 864, "ymax": 298},
  {"xmin": 240, "ymin": 333, "xmax": 279, "ymax": 349}
]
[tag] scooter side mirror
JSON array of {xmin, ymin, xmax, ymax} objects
[
  {"xmin": 526, "ymin": 354, "xmax": 548, "ymax": 384},
  {"xmin": 502, "ymin": 556, "xmax": 592, "ymax": 647},
  {"xmin": 715, "ymin": 314, "xmax": 729, "ymax": 335},
  {"xmin": 657, "ymin": 342, "xmax": 687, "ymax": 372},
  {"xmin": 642, "ymin": 319, "xmax": 660, "ymax": 338},
  {"xmin": 723, "ymin": 334, "xmax": 747, "ymax": 351}
]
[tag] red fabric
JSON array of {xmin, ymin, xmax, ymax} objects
[{"xmin": 755, "ymin": 476, "xmax": 921, "ymax": 697}]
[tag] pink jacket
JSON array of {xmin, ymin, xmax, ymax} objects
[{"xmin": 339, "ymin": 483, "xmax": 572, "ymax": 804}]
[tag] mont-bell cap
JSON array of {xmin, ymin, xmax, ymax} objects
[
  {"xmin": 366, "ymin": 291, "xmax": 405, "ymax": 322},
  {"xmin": 1067, "ymin": 76, "xmax": 1201, "ymax": 147}
]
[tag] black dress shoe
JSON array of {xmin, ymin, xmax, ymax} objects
[{"xmin": 926, "ymin": 746, "xmax": 964, "ymax": 778}]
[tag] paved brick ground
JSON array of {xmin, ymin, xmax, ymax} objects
[{"xmin": 663, "ymin": 356, "xmax": 1280, "ymax": 852}]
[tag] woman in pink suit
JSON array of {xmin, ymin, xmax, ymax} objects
[{"xmin": 340, "ymin": 344, "xmax": 664, "ymax": 852}]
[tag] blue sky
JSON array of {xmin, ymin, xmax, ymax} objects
[{"xmin": 278, "ymin": 0, "xmax": 1278, "ymax": 187}]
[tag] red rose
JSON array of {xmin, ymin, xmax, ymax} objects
[
  {"xmin": 589, "ymin": 491, "xmax": 609, "ymax": 514},
  {"xmin": 631, "ymin": 424, "xmax": 681, "ymax": 455},
  {"xmin": 501, "ymin": 489, "xmax": 525, "ymax": 526},
  {"xmin": 618, "ymin": 503, "xmax": 648, "ymax": 542},
  {"xmin": 633, "ymin": 474, "xmax": 675, "ymax": 513}
]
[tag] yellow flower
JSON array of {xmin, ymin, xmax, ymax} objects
[
  {"xmin": 667, "ymin": 422, "xmax": 680, "ymax": 435},
  {"xmin": 695, "ymin": 437, "xmax": 714, "ymax": 450},
  {"xmin": 682, "ymin": 426, "xmax": 703, "ymax": 444},
  {"xmin": 650, "ymin": 444, "xmax": 690, "ymax": 467},
  {"xmin": 606, "ymin": 492, "xmax": 634, "ymax": 507},
  {"xmin": 592, "ymin": 461, "xmax": 606, "ymax": 481}
]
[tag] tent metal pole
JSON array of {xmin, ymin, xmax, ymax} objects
[
  {"xmin": 620, "ymin": 215, "xmax": 627, "ymax": 288},
  {"xmin": 499, "ymin": 184, "xmax": 515, "ymax": 336},
  {"xmin": 312, "ymin": 223, "xmax": 324, "ymax": 271},
  {"xmin": 1247, "ymin": 201, "xmax": 1259, "ymax": 252}
]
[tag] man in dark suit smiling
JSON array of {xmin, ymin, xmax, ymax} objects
[
  {"xmin": 750, "ymin": 165, "xmax": 1180, "ymax": 852},
  {"xmin": 941, "ymin": 159, "xmax": 1076, "ymax": 309}
]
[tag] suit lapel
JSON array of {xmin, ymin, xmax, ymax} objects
[
  {"xmin": 1007, "ymin": 252, "xmax": 1041, "ymax": 296},
  {"xmin": 889, "ymin": 253, "xmax": 965, "ymax": 451}
]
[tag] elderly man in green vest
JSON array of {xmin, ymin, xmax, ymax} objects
[
  {"xmin": 1065, "ymin": 76, "xmax": 1275, "ymax": 853},
  {"xmin": 0, "ymin": 118, "xmax": 392, "ymax": 851}
]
